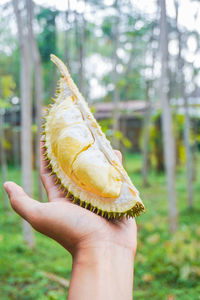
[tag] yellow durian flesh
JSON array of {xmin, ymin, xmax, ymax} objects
[
  {"xmin": 71, "ymin": 146, "xmax": 122, "ymax": 198},
  {"xmin": 47, "ymin": 95, "xmax": 122, "ymax": 198},
  {"xmin": 43, "ymin": 54, "xmax": 145, "ymax": 218},
  {"xmin": 57, "ymin": 123, "xmax": 94, "ymax": 174}
]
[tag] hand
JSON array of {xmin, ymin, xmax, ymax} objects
[
  {"xmin": 4, "ymin": 140, "xmax": 137, "ymax": 256},
  {"xmin": 4, "ymin": 140, "xmax": 137, "ymax": 300}
]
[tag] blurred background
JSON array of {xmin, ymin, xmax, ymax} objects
[{"xmin": 0, "ymin": 0, "xmax": 200, "ymax": 299}]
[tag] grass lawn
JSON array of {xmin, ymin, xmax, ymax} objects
[{"xmin": 1, "ymin": 153, "xmax": 200, "ymax": 299}]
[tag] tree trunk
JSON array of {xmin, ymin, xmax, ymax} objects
[
  {"xmin": 0, "ymin": 110, "xmax": 9, "ymax": 210},
  {"xmin": 64, "ymin": 0, "xmax": 71, "ymax": 67},
  {"xmin": 142, "ymin": 19, "xmax": 158, "ymax": 186},
  {"xmin": 142, "ymin": 82, "xmax": 151, "ymax": 187},
  {"xmin": 160, "ymin": 0, "xmax": 178, "ymax": 232},
  {"xmin": 183, "ymin": 96, "xmax": 194, "ymax": 209},
  {"xmin": 112, "ymin": 0, "xmax": 120, "ymax": 150},
  {"xmin": 174, "ymin": 0, "xmax": 194, "ymax": 209},
  {"xmin": 75, "ymin": 1, "xmax": 86, "ymax": 94},
  {"xmin": 20, "ymin": 46, "xmax": 35, "ymax": 247},
  {"xmin": 13, "ymin": 0, "xmax": 35, "ymax": 247},
  {"xmin": 11, "ymin": 107, "xmax": 20, "ymax": 167},
  {"xmin": 26, "ymin": 0, "xmax": 45, "ymax": 201}
]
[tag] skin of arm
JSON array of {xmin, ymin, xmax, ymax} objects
[{"xmin": 4, "ymin": 141, "xmax": 137, "ymax": 300}]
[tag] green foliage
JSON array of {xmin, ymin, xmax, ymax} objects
[
  {"xmin": 0, "ymin": 168, "xmax": 71, "ymax": 300},
  {"xmin": 149, "ymin": 112, "xmax": 164, "ymax": 172},
  {"xmin": 32, "ymin": 124, "xmax": 38, "ymax": 134},
  {"xmin": 36, "ymin": 8, "xmax": 58, "ymax": 62},
  {"xmin": 148, "ymin": 111, "xmax": 199, "ymax": 172},
  {"xmin": 98, "ymin": 118, "xmax": 113, "ymax": 135},
  {"xmin": 114, "ymin": 130, "xmax": 132, "ymax": 149},
  {"xmin": 0, "ymin": 74, "xmax": 16, "ymax": 109},
  {"xmin": 101, "ymin": 17, "xmax": 114, "ymax": 38},
  {"xmin": 0, "ymin": 99, "xmax": 10, "ymax": 109},
  {"xmin": 2, "ymin": 139, "xmax": 11, "ymax": 150},
  {"xmin": 125, "ymin": 153, "xmax": 200, "ymax": 299},
  {"xmin": 99, "ymin": 119, "xmax": 132, "ymax": 149},
  {"xmin": 0, "ymin": 75, "xmax": 16, "ymax": 99},
  {"xmin": 1, "ymin": 154, "xmax": 200, "ymax": 299}
]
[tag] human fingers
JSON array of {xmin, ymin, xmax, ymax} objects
[{"xmin": 4, "ymin": 181, "xmax": 41, "ymax": 224}]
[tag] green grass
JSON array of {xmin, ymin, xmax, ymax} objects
[
  {"xmin": 126, "ymin": 153, "xmax": 200, "ymax": 300},
  {"xmin": 1, "ymin": 154, "xmax": 200, "ymax": 299}
]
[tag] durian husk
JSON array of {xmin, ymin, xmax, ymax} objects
[{"xmin": 42, "ymin": 54, "xmax": 145, "ymax": 219}]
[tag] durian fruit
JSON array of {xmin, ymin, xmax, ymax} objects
[{"xmin": 42, "ymin": 54, "xmax": 145, "ymax": 219}]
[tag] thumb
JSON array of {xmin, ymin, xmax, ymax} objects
[{"xmin": 4, "ymin": 181, "xmax": 41, "ymax": 223}]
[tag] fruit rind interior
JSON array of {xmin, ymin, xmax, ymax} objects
[{"xmin": 42, "ymin": 54, "xmax": 145, "ymax": 218}]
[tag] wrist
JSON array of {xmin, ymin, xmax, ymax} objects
[
  {"xmin": 73, "ymin": 241, "xmax": 135, "ymax": 267},
  {"xmin": 69, "ymin": 242, "xmax": 134, "ymax": 300}
]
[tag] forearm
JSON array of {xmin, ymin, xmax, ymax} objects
[{"xmin": 68, "ymin": 243, "xmax": 134, "ymax": 300}]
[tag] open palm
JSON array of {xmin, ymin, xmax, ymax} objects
[{"xmin": 4, "ymin": 141, "xmax": 137, "ymax": 256}]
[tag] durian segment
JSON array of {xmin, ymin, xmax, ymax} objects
[
  {"xmin": 57, "ymin": 123, "xmax": 94, "ymax": 173},
  {"xmin": 71, "ymin": 145, "xmax": 122, "ymax": 198},
  {"xmin": 48, "ymin": 98, "xmax": 83, "ymax": 132},
  {"xmin": 48, "ymin": 97, "xmax": 83, "ymax": 156},
  {"xmin": 62, "ymin": 106, "xmax": 84, "ymax": 125},
  {"xmin": 44, "ymin": 138, "xmax": 141, "ymax": 213},
  {"xmin": 43, "ymin": 54, "xmax": 145, "ymax": 218},
  {"xmin": 47, "ymin": 90, "xmax": 122, "ymax": 198},
  {"xmin": 48, "ymin": 96, "xmax": 94, "ymax": 173}
]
